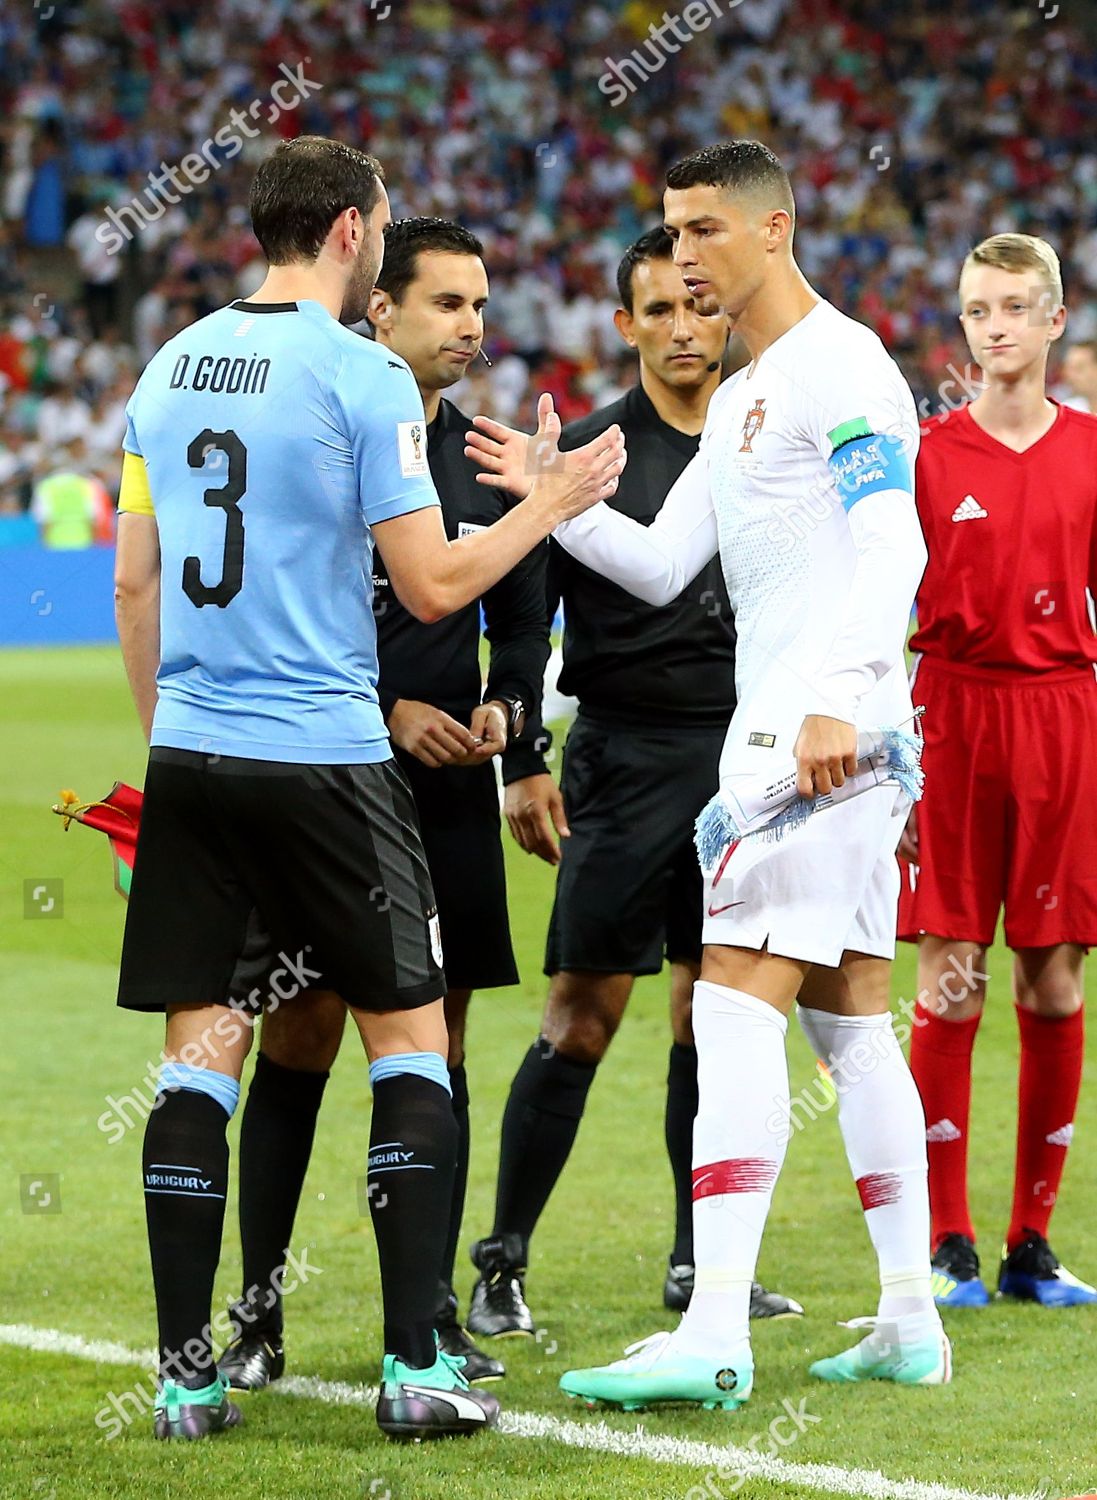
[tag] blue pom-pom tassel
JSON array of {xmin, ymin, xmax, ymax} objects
[
  {"xmin": 694, "ymin": 726, "xmax": 923, "ymax": 865},
  {"xmin": 879, "ymin": 727, "xmax": 924, "ymax": 802},
  {"xmin": 694, "ymin": 795, "xmax": 739, "ymax": 867}
]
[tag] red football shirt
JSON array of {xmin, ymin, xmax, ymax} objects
[{"xmin": 909, "ymin": 401, "xmax": 1097, "ymax": 672}]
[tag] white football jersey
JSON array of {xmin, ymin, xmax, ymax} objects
[
  {"xmin": 702, "ymin": 299, "xmax": 921, "ymax": 775},
  {"xmin": 555, "ymin": 299, "xmax": 927, "ymax": 781}
]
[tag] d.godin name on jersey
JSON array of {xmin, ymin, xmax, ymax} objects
[{"xmin": 167, "ymin": 351, "xmax": 271, "ymax": 396}]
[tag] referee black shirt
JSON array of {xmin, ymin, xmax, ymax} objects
[
  {"xmin": 372, "ymin": 396, "xmax": 549, "ymax": 731},
  {"xmin": 504, "ymin": 382, "xmax": 735, "ymax": 782}
]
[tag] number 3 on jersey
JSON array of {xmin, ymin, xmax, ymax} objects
[{"xmin": 183, "ymin": 429, "xmax": 247, "ymax": 608}]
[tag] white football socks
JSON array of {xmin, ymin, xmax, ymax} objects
[
  {"xmin": 798, "ymin": 1007, "xmax": 937, "ymax": 1336},
  {"xmin": 675, "ymin": 981, "xmax": 790, "ymax": 1358}
]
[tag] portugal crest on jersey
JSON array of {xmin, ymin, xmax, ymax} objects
[{"xmin": 740, "ymin": 397, "xmax": 767, "ymax": 453}]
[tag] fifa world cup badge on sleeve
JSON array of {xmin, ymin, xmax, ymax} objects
[{"xmin": 397, "ymin": 421, "xmax": 429, "ymax": 477}]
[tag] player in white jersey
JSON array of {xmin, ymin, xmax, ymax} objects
[{"xmin": 466, "ymin": 141, "xmax": 947, "ymax": 1408}]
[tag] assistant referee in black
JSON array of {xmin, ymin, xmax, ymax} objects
[
  {"xmin": 464, "ymin": 228, "xmax": 803, "ymax": 1337},
  {"xmin": 217, "ymin": 218, "xmax": 547, "ymax": 1390}
]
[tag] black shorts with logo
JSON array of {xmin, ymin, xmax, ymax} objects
[
  {"xmin": 544, "ymin": 714, "xmax": 724, "ymax": 977},
  {"xmin": 117, "ymin": 748, "xmax": 445, "ymax": 1014},
  {"xmin": 394, "ymin": 748, "xmax": 518, "ymax": 992}
]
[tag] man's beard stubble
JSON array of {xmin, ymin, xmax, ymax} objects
[{"xmin": 340, "ymin": 248, "xmax": 379, "ymax": 325}]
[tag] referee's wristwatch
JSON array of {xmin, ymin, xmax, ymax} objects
[{"xmin": 490, "ymin": 694, "xmax": 526, "ymax": 739}]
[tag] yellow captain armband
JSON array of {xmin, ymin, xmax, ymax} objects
[{"xmin": 119, "ymin": 451, "xmax": 156, "ymax": 517}]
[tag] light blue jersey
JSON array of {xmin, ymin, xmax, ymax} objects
[{"xmin": 122, "ymin": 297, "xmax": 439, "ymax": 763}]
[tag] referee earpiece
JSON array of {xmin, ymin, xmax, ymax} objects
[{"xmin": 367, "ymin": 286, "xmax": 392, "ymax": 331}]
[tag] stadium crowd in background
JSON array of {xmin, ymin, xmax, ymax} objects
[{"xmin": 1, "ymin": 0, "xmax": 1097, "ymax": 529}]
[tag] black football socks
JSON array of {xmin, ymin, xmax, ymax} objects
[
  {"xmin": 665, "ymin": 1041, "xmax": 699, "ymax": 1265},
  {"xmin": 438, "ymin": 1062, "xmax": 471, "ymax": 1313},
  {"xmin": 367, "ymin": 1057, "xmax": 457, "ymax": 1369},
  {"xmin": 491, "ymin": 1039, "xmax": 597, "ymax": 1247},
  {"xmin": 234, "ymin": 1051, "xmax": 329, "ymax": 1337},
  {"xmin": 143, "ymin": 1072, "xmax": 238, "ymax": 1388}
]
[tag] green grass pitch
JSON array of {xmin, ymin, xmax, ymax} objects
[{"xmin": 2, "ymin": 644, "xmax": 1096, "ymax": 1500}]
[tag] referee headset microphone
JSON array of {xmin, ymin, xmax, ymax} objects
[
  {"xmin": 704, "ymin": 328, "xmax": 731, "ymax": 372},
  {"xmin": 704, "ymin": 323, "xmax": 732, "ymax": 375}
]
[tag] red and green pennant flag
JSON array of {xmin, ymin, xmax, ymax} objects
[{"xmin": 52, "ymin": 783, "xmax": 143, "ymax": 900}]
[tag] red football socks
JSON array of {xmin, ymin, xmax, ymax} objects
[
  {"xmin": 909, "ymin": 1002, "xmax": 982, "ymax": 1250},
  {"xmin": 1007, "ymin": 1004, "xmax": 1084, "ymax": 1251}
]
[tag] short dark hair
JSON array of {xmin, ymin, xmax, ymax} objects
[
  {"xmin": 616, "ymin": 226, "xmax": 675, "ymax": 314},
  {"xmin": 665, "ymin": 140, "xmax": 795, "ymax": 220},
  {"xmin": 249, "ymin": 136, "xmax": 385, "ymax": 265},
  {"xmin": 375, "ymin": 217, "xmax": 485, "ymax": 303}
]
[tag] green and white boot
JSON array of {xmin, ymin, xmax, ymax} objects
[
  {"xmin": 560, "ymin": 1331, "xmax": 753, "ymax": 1412},
  {"xmin": 809, "ymin": 1316, "xmax": 952, "ymax": 1385}
]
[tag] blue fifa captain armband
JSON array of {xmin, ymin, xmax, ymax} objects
[{"xmin": 826, "ymin": 418, "xmax": 912, "ymax": 511}]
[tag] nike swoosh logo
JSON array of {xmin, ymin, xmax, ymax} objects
[
  {"xmin": 707, "ymin": 840, "xmax": 743, "ymax": 917},
  {"xmin": 401, "ymin": 1385, "xmax": 488, "ymax": 1422}
]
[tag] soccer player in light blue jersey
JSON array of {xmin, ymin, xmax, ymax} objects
[{"xmin": 113, "ymin": 135, "xmax": 625, "ymax": 1443}]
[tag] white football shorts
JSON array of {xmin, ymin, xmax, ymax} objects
[{"xmin": 700, "ymin": 781, "xmax": 907, "ymax": 967}]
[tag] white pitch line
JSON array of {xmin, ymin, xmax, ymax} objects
[
  {"xmin": 0, "ymin": 1324, "xmax": 157, "ymax": 1368},
  {"xmin": 0, "ymin": 1323, "xmax": 1036, "ymax": 1500}
]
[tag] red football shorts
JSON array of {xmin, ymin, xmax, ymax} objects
[{"xmin": 898, "ymin": 657, "xmax": 1097, "ymax": 948}]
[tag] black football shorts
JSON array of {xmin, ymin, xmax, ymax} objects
[
  {"xmin": 117, "ymin": 748, "xmax": 445, "ymax": 1014},
  {"xmin": 394, "ymin": 749, "xmax": 518, "ymax": 992},
  {"xmin": 544, "ymin": 715, "xmax": 725, "ymax": 977}
]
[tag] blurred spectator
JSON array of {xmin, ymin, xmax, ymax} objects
[
  {"xmin": 24, "ymin": 126, "xmax": 66, "ymax": 249},
  {"xmin": 31, "ymin": 438, "xmax": 113, "ymax": 549},
  {"xmin": 67, "ymin": 197, "xmax": 121, "ymax": 337},
  {"xmin": 1060, "ymin": 340, "xmax": 1097, "ymax": 415},
  {"xmin": 0, "ymin": 421, "xmax": 37, "ymax": 514},
  {"xmin": 0, "ymin": 0, "xmax": 1093, "ymax": 519},
  {"xmin": 36, "ymin": 379, "xmax": 92, "ymax": 450}
]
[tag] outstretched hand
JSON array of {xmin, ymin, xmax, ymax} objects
[
  {"xmin": 465, "ymin": 393, "xmax": 624, "ymax": 514},
  {"xmin": 465, "ymin": 408, "xmax": 534, "ymax": 498}
]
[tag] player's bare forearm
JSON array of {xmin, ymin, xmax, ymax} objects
[
  {"xmin": 114, "ymin": 513, "xmax": 161, "ymax": 743},
  {"xmin": 116, "ymin": 588, "xmax": 160, "ymax": 742},
  {"xmin": 432, "ymin": 490, "xmax": 575, "ymax": 615},
  {"xmin": 374, "ymin": 493, "xmax": 561, "ymax": 622}
]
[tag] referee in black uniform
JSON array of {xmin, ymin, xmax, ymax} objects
[
  {"xmin": 464, "ymin": 228, "xmax": 803, "ymax": 1335},
  {"xmin": 217, "ymin": 219, "xmax": 547, "ymax": 1389}
]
